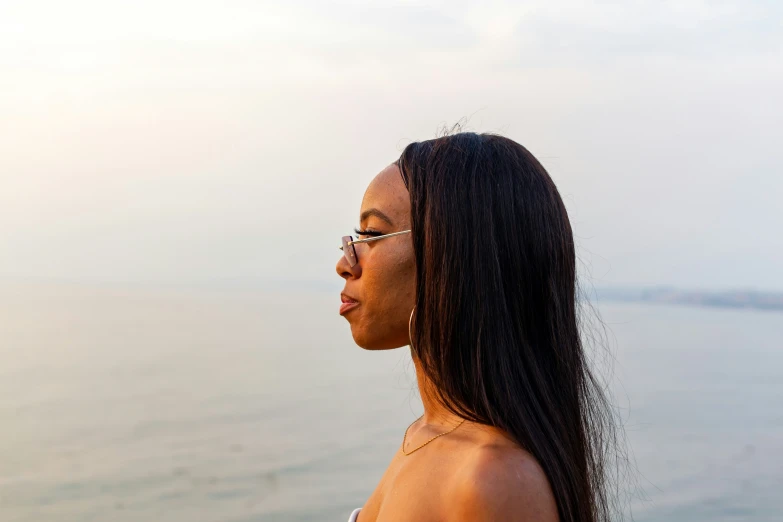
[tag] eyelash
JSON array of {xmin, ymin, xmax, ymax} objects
[{"xmin": 354, "ymin": 227, "xmax": 382, "ymax": 237}]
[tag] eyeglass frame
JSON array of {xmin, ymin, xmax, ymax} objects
[{"xmin": 339, "ymin": 230, "xmax": 411, "ymax": 267}]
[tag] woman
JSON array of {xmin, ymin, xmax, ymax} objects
[{"xmin": 336, "ymin": 132, "xmax": 621, "ymax": 522}]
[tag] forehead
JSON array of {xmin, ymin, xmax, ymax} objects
[{"xmin": 360, "ymin": 164, "xmax": 410, "ymax": 225}]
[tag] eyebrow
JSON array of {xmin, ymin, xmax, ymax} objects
[{"xmin": 360, "ymin": 208, "xmax": 394, "ymax": 226}]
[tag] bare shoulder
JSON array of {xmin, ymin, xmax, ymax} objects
[{"xmin": 448, "ymin": 443, "xmax": 560, "ymax": 522}]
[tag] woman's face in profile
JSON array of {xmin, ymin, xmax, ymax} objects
[{"xmin": 336, "ymin": 163, "xmax": 416, "ymax": 350}]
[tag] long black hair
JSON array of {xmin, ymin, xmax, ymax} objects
[{"xmin": 397, "ymin": 132, "xmax": 625, "ymax": 522}]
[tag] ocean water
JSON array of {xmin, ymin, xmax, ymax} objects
[{"xmin": 0, "ymin": 284, "xmax": 780, "ymax": 521}]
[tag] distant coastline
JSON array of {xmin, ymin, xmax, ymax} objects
[{"xmin": 594, "ymin": 286, "xmax": 783, "ymax": 312}]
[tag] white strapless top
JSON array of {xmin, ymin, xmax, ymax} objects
[{"xmin": 347, "ymin": 507, "xmax": 362, "ymax": 522}]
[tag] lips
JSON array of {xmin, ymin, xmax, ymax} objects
[{"xmin": 340, "ymin": 293, "xmax": 359, "ymax": 315}]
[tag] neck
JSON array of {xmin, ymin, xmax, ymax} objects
[{"xmin": 411, "ymin": 350, "xmax": 463, "ymax": 428}]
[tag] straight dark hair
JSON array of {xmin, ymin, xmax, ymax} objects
[{"xmin": 397, "ymin": 132, "xmax": 625, "ymax": 522}]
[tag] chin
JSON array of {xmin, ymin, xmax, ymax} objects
[{"xmin": 350, "ymin": 324, "xmax": 407, "ymax": 351}]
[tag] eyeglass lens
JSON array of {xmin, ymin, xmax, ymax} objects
[{"xmin": 342, "ymin": 235, "xmax": 358, "ymax": 267}]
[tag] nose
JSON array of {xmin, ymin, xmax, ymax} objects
[{"xmin": 336, "ymin": 251, "xmax": 361, "ymax": 280}]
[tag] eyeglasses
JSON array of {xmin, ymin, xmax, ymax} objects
[{"xmin": 339, "ymin": 230, "xmax": 411, "ymax": 267}]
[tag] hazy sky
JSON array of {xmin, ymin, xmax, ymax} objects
[{"xmin": 1, "ymin": 0, "xmax": 781, "ymax": 291}]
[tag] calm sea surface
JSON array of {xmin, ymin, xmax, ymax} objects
[{"xmin": 0, "ymin": 284, "xmax": 780, "ymax": 521}]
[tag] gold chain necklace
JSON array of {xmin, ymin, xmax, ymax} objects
[{"xmin": 401, "ymin": 415, "xmax": 466, "ymax": 456}]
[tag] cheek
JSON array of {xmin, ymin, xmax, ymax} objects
[
  {"xmin": 366, "ymin": 252, "xmax": 414, "ymax": 309},
  {"xmin": 353, "ymin": 250, "xmax": 415, "ymax": 346}
]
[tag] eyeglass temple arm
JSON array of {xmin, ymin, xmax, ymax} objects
[{"xmin": 339, "ymin": 229, "xmax": 411, "ymax": 249}]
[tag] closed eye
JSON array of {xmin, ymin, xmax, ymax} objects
[{"xmin": 353, "ymin": 227, "xmax": 382, "ymax": 237}]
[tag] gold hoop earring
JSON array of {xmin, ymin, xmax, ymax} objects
[{"xmin": 408, "ymin": 306, "xmax": 416, "ymax": 348}]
